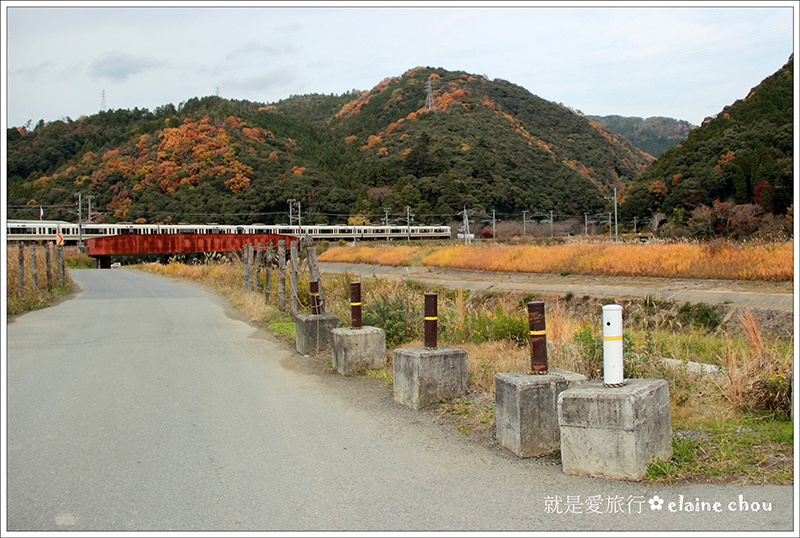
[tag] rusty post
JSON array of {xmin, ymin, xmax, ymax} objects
[
  {"xmin": 350, "ymin": 281, "xmax": 362, "ymax": 328},
  {"xmin": 528, "ymin": 301, "xmax": 548, "ymax": 374},
  {"xmin": 310, "ymin": 280, "xmax": 322, "ymax": 315},
  {"xmin": 424, "ymin": 292, "xmax": 438, "ymax": 349}
]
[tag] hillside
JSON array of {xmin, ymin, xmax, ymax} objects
[
  {"xmin": 586, "ymin": 115, "xmax": 695, "ymax": 157},
  {"xmin": 619, "ymin": 55, "xmax": 793, "ymax": 230},
  {"xmin": 1, "ymin": 66, "xmax": 672, "ymax": 227}
]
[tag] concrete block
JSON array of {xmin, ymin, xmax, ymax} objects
[
  {"xmin": 393, "ymin": 347, "xmax": 468, "ymax": 410},
  {"xmin": 295, "ymin": 313, "xmax": 340, "ymax": 355},
  {"xmin": 331, "ymin": 326, "xmax": 387, "ymax": 375},
  {"xmin": 495, "ymin": 369, "xmax": 587, "ymax": 458},
  {"xmin": 558, "ymin": 379, "xmax": 673, "ymax": 481}
]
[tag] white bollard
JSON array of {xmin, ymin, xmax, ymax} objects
[{"xmin": 602, "ymin": 304, "xmax": 625, "ymax": 386}]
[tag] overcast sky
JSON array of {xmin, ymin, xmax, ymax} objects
[{"xmin": 2, "ymin": 1, "xmax": 796, "ymax": 130}]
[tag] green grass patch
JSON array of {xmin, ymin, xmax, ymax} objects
[{"xmin": 646, "ymin": 418, "xmax": 793, "ymax": 484}]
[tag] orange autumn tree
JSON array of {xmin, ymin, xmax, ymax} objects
[{"xmin": 99, "ymin": 115, "xmax": 257, "ymax": 194}]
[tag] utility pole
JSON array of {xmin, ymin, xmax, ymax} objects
[
  {"xmin": 604, "ymin": 187, "xmax": 619, "ymax": 243},
  {"xmin": 74, "ymin": 192, "xmax": 83, "ymax": 246},
  {"xmin": 492, "ymin": 210, "xmax": 496, "ymax": 240},
  {"xmin": 584, "ymin": 213, "xmax": 588, "ymax": 236},
  {"xmin": 86, "ymin": 195, "xmax": 94, "ymax": 223},
  {"xmin": 523, "ymin": 210, "xmax": 528, "ymax": 237},
  {"xmin": 461, "ymin": 207, "xmax": 471, "ymax": 245},
  {"xmin": 383, "ymin": 207, "xmax": 391, "ymax": 226},
  {"xmin": 550, "ymin": 210, "xmax": 554, "ymax": 238},
  {"xmin": 296, "ymin": 201, "xmax": 301, "ymax": 228},
  {"xmin": 287, "ymin": 199, "xmax": 295, "ymax": 225},
  {"xmin": 614, "ymin": 187, "xmax": 618, "ymax": 243},
  {"xmin": 405, "ymin": 206, "xmax": 414, "ymax": 240}
]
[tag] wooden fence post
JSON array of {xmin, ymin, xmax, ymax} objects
[
  {"xmin": 57, "ymin": 245, "xmax": 66, "ymax": 286},
  {"xmin": 45, "ymin": 243, "xmax": 53, "ymax": 291},
  {"xmin": 242, "ymin": 244, "xmax": 249, "ymax": 289},
  {"xmin": 31, "ymin": 244, "xmax": 38, "ymax": 291},
  {"xmin": 255, "ymin": 243, "xmax": 263, "ymax": 292},
  {"xmin": 277, "ymin": 240, "xmax": 286, "ymax": 312},
  {"xmin": 18, "ymin": 242, "xmax": 25, "ymax": 297},
  {"xmin": 264, "ymin": 242, "xmax": 273, "ymax": 305},
  {"xmin": 290, "ymin": 240, "xmax": 299, "ymax": 317},
  {"xmin": 304, "ymin": 238, "xmax": 324, "ymax": 312}
]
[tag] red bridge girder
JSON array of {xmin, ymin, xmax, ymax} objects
[{"xmin": 86, "ymin": 233, "xmax": 299, "ymax": 256}]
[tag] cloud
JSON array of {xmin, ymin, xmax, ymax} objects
[
  {"xmin": 222, "ymin": 67, "xmax": 300, "ymax": 93},
  {"xmin": 223, "ymin": 41, "xmax": 300, "ymax": 63},
  {"xmin": 90, "ymin": 52, "xmax": 167, "ymax": 82},
  {"xmin": 10, "ymin": 61, "xmax": 55, "ymax": 82}
]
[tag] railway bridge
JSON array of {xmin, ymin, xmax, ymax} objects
[{"xmin": 85, "ymin": 233, "xmax": 299, "ymax": 268}]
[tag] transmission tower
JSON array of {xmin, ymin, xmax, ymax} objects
[
  {"xmin": 424, "ymin": 77, "xmax": 435, "ymax": 112},
  {"xmin": 101, "ymin": 90, "xmax": 106, "ymax": 111}
]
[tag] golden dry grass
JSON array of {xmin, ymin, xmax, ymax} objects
[{"xmin": 319, "ymin": 240, "xmax": 793, "ymax": 281}]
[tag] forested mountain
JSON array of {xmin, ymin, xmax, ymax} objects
[
  {"xmin": 6, "ymin": 66, "xmax": 654, "ymax": 226},
  {"xmin": 586, "ymin": 115, "xmax": 695, "ymax": 157},
  {"xmin": 619, "ymin": 55, "xmax": 793, "ymax": 233}
]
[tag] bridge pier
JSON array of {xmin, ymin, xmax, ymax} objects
[{"xmin": 93, "ymin": 255, "xmax": 111, "ymax": 269}]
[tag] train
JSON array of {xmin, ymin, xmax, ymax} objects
[{"xmin": 6, "ymin": 219, "xmax": 453, "ymax": 244}]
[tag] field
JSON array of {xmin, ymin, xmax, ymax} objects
[{"xmin": 317, "ymin": 238, "xmax": 794, "ymax": 281}]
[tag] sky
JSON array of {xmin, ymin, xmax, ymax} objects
[{"xmin": 2, "ymin": 1, "xmax": 796, "ymax": 130}]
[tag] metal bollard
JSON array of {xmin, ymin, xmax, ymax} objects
[
  {"xmin": 602, "ymin": 304, "xmax": 625, "ymax": 386},
  {"xmin": 527, "ymin": 301, "xmax": 548, "ymax": 374},
  {"xmin": 310, "ymin": 280, "xmax": 322, "ymax": 315},
  {"xmin": 424, "ymin": 292, "xmax": 438, "ymax": 349},
  {"xmin": 350, "ymin": 282, "xmax": 362, "ymax": 328}
]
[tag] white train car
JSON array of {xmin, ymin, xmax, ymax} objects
[{"xmin": 7, "ymin": 220, "xmax": 452, "ymax": 243}]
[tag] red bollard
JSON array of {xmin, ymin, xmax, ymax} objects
[
  {"xmin": 310, "ymin": 280, "xmax": 322, "ymax": 315},
  {"xmin": 350, "ymin": 281, "xmax": 362, "ymax": 328},
  {"xmin": 424, "ymin": 292, "xmax": 438, "ymax": 349},
  {"xmin": 528, "ymin": 301, "xmax": 548, "ymax": 374}
]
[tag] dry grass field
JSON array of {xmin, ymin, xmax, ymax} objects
[{"xmin": 317, "ymin": 238, "xmax": 793, "ymax": 281}]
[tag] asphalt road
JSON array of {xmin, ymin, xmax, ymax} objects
[
  {"xmin": 318, "ymin": 262, "xmax": 795, "ymax": 311},
  {"xmin": 5, "ymin": 269, "xmax": 795, "ymax": 532}
]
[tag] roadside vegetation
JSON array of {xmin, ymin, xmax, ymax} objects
[
  {"xmin": 6, "ymin": 244, "xmax": 87, "ymax": 317},
  {"xmin": 134, "ymin": 239, "xmax": 794, "ymax": 486}
]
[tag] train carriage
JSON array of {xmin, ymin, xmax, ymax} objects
[{"xmin": 7, "ymin": 219, "xmax": 452, "ymax": 243}]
